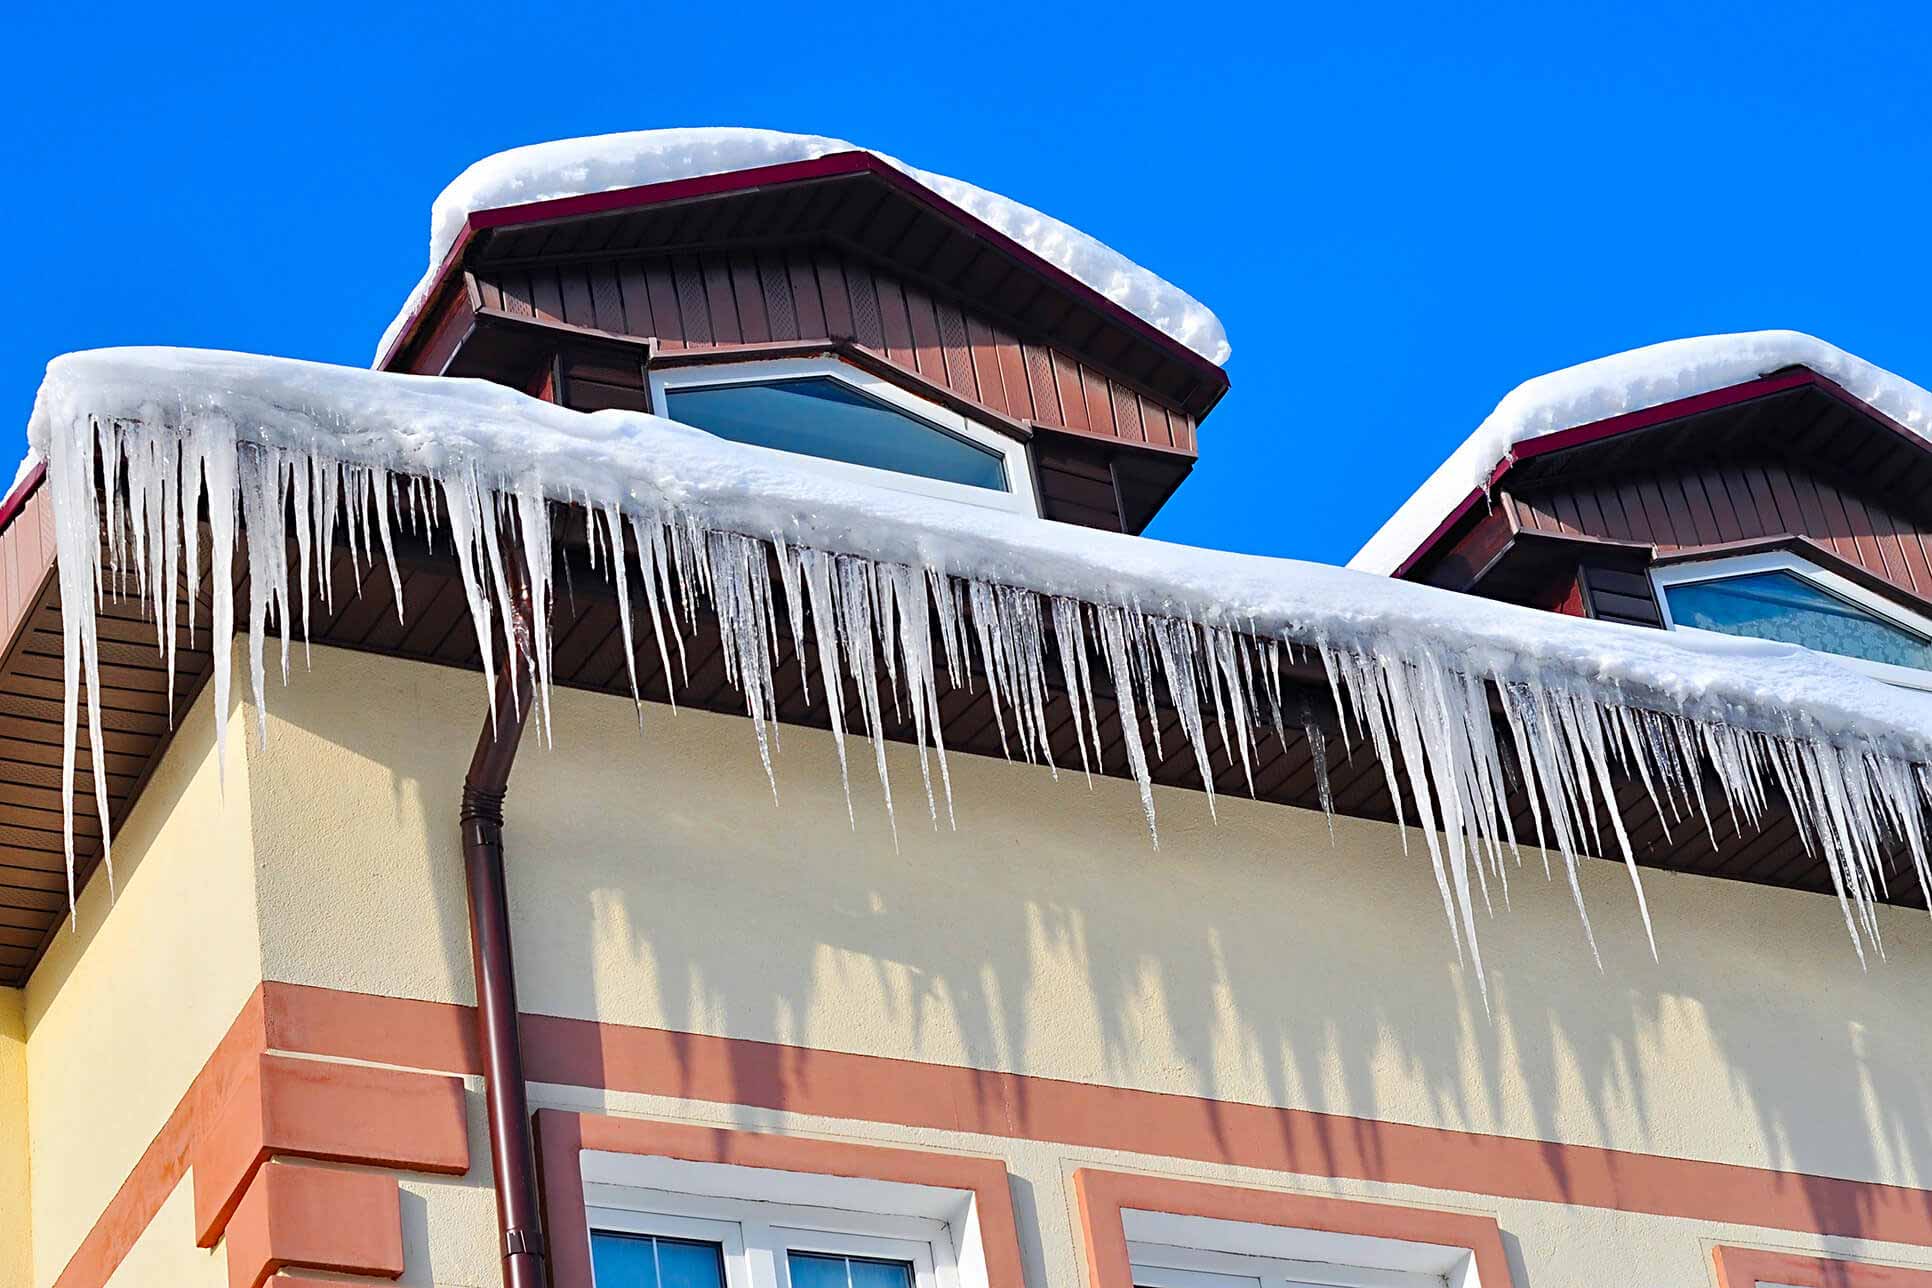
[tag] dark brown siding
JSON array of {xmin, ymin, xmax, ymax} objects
[
  {"xmin": 1578, "ymin": 564, "xmax": 1665, "ymax": 628},
  {"xmin": 557, "ymin": 352, "xmax": 649, "ymax": 413},
  {"xmin": 1516, "ymin": 463, "xmax": 1932, "ymax": 605},
  {"xmin": 478, "ymin": 248, "xmax": 1196, "ymax": 457},
  {"xmin": 1033, "ymin": 438, "xmax": 1123, "ymax": 533}
]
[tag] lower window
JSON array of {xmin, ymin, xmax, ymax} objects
[
  {"xmin": 590, "ymin": 1209, "xmax": 939, "ymax": 1288},
  {"xmin": 585, "ymin": 1156, "xmax": 970, "ymax": 1288},
  {"xmin": 1125, "ymin": 1209, "xmax": 1474, "ymax": 1288}
]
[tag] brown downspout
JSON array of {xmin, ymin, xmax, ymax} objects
[{"xmin": 460, "ymin": 562, "xmax": 547, "ymax": 1288}]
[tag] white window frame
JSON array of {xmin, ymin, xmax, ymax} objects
[
  {"xmin": 582, "ymin": 1150, "xmax": 991, "ymax": 1288},
  {"xmin": 1123, "ymin": 1208, "xmax": 1482, "ymax": 1288},
  {"xmin": 648, "ymin": 356, "xmax": 1039, "ymax": 517},
  {"xmin": 1651, "ymin": 549, "xmax": 1932, "ymax": 691}
]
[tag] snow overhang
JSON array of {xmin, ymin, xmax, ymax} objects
[
  {"xmin": 375, "ymin": 136, "xmax": 1231, "ymax": 422},
  {"xmin": 1352, "ymin": 332, "xmax": 1932, "ymax": 580},
  {"xmin": 16, "ymin": 347, "xmax": 1932, "ymax": 990}
]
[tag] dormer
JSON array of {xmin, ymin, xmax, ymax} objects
[
  {"xmin": 376, "ymin": 138, "xmax": 1230, "ymax": 534},
  {"xmin": 1353, "ymin": 334, "xmax": 1932, "ymax": 685}
]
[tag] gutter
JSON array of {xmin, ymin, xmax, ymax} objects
[{"xmin": 459, "ymin": 558, "xmax": 546, "ymax": 1288}]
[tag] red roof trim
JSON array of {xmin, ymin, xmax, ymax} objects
[
  {"xmin": 465, "ymin": 151, "xmax": 877, "ymax": 235},
  {"xmin": 1388, "ymin": 368, "xmax": 1830, "ymax": 579},
  {"xmin": 0, "ymin": 461, "xmax": 46, "ymax": 534},
  {"xmin": 378, "ymin": 151, "xmax": 1227, "ymax": 388}
]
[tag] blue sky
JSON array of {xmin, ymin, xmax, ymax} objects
[{"xmin": 5, "ymin": 2, "xmax": 1928, "ymax": 565}]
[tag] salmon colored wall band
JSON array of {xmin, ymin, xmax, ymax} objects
[
  {"xmin": 262, "ymin": 981, "xmax": 1932, "ymax": 1251},
  {"xmin": 51, "ymin": 982, "xmax": 1932, "ymax": 1288},
  {"xmin": 191, "ymin": 1051, "xmax": 471, "ymax": 1246},
  {"xmin": 220, "ymin": 1160, "xmax": 405, "ymax": 1288},
  {"xmin": 534, "ymin": 1108, "xmax": 1028, "ymax": 1288},
  {"xmin": 1072, "ymin": 1167, "xmax": 1514, "ymax": 1288},
  {"xmin": 1713, "ymin": 1246, "xmax": 1932, "ymax": 1287}
]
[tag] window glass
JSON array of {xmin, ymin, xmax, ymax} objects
[
  {"xmin": 591, "ymin": 1232, "xmax": 727, "ymax": 1288},
  {"xmin": 663, "ymin": 377, "xmax": 1008, "ymax": 491},
  {"xmin": 1663, "ymin": 570, "xmax": 1932, "ymax": 670},
  {"xmin": 788, "ymin": 1251, "xmax": 916, "ymax": 1288}
]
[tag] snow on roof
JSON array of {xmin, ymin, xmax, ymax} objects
[
  {"xmin": 374, "ymin": 127, "xmax": 1231, "ymax": 370},
  {"xmin": 29, "ymin": 347, "xmax": 1932, "ymax": 986},
  {"xmin": 1349, "ymin": 331, "xmax": 1932, "ymax": 575}
]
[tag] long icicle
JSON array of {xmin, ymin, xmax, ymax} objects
[{"xmin": 42, "ymin": 406, "xmax": 1932, "ymax": 996}]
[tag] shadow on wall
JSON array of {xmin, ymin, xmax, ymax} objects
[{"xmin": 267, "ymin": 652, "xmax": 1932, "ymax": 1256}]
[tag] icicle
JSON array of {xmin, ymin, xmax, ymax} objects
[
  {"xmin": 626, "ymin": 510, "xmax": 683, "ymax": 705},
  {"xmin": 1095, "ymin": 604, "xmax": 1159, "ymax": 843},
  {"xmin": 39, "ymin": 392, "xmax": 1932, "ymax": 1001},
  {"xmin": 1051, "ymin": 597, "xmax": 1102, "ymax": 783},
  {"xmin": 800, "ymin": 549, "xmax": 855, "ymax": 825},
  {"xmin": 602, "ymin": 504, "xmax": 642, "ymax": 711},
  {"xmin": 511, "ymin": 490, "xmax": 556, "ymax": 743},
  {"xmin": 706, "ymin": 529, "xmax": 780, "ymax": 796}
]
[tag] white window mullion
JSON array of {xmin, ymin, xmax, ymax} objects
[
  {"xmin": 741, "ymin": 1215, "xmax": 785, "ymax": 1288},
  {"xmin": 583, "ymin": 1154, "xmax": 983, "ymax": 1288}
]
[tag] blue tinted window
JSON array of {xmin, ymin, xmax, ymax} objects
[
  {"xmin": 664, "ymin": 377, "xmax": 1008, "ymax": 491},
  {"xmin": 1664, "ymin": 570, "xmax": 1932, "ymax": 670},
  {"xmin": 590, "ymin": 1232, "xmax": 727, "ymax": 1288},
  {"xmin": 787, "ymin": 1251, "xmax": 915, "ymax": 1288}
]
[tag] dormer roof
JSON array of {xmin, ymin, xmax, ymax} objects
[
  {"xmin": 1352, "ymin": 332, "xmax": 1932, "ymax": 581},
  {"xmin": 375, "ymin": 130, "xmax": 1230, "ymax": 421}
]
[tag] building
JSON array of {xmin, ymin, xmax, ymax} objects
[{"xmin": 5, "ymin": 129, "xmax": 1932, "ymax": 1288}]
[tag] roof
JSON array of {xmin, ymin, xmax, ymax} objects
[
  {"xmin": 1351, "ymin": 332, "xmax": 1932, "ymax": 577},
  {"xmin": 16, "ymin": 347, "xmax": 1932, "ymax": 992},
  {"xmin": 376, "ymin": 128, "xmax": 1231, "ymax": 375}
]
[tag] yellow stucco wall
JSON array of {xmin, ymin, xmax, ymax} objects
[
  {"xmin": 21, "ymin": 640, "xmax": 1932, "ymax": 1285},
  {"xmin": 237, "ymin": 643, "xmax": 1932, "ymax": 1284},
  {"xmin": 23, "ymin": 682, "xmax": 262, "ymax": 1288},
  {"xmin": 1, "ymin": 986, "xmax": 28, "ymax": 1288}
]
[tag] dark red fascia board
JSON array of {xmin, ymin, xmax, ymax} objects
[
  {"xmin": 1386, "ymin": 366, "xmax": 1912, "ymax": 579},
  {"xmin": 0, "ymin": 460, "xmax": 46, "ymax": 534},
  {"xmin": 377, "ymin": 151, "xmax": 1230, "ymax": 397}
]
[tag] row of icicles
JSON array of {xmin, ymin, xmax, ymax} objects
[{"xmin": 47, "ymin": 416, "xmax": 1932, "ymax": 1000}]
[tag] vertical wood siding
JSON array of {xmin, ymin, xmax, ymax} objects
[
  {"xmin": 1515, "ymin": 463, "xmax": 1932, "ymax": 601},
  {"xmin": 479, "ymin": 250, "xmax": 1196, "ymax": 455}
]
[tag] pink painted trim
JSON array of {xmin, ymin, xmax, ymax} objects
[
  {"xmin": 376, "ymin": 151, "xmax": 1228, "ymax": 387},
  {"xmin": 1388, "ymin": 368, "xmax": 1829, "ymax": 579}
]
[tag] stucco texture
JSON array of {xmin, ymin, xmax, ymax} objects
[
  {"xmin": 23, "ymin": 685, "xmax": 262, "ymax": 1287},
  {"xmin": 2, "ymin": 986, "xmax": 28, "ymax": 1288},
  {"xmin": 236, "ymin": 644, "xmax": 1932, "ymax": 1283}
]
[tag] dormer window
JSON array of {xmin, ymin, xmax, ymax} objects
[
  {"xmin": 1653, "ymin": 552, "xmax": 1932, "ymax": 687},
  {"xmin": 650, "ymin": 358, "xmax": 1038, "ymax": 516}
]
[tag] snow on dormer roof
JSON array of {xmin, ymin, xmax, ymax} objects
[
  {"xmin": 375, "ymin": 128, "xmax": 1231, "ymax": 370},
  {"xmin": 1350, "ymin": 331, "xmax": 1932, "ymax": 576}
]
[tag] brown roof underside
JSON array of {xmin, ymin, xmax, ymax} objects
[{"xmin": 0, "ymin": 488, "xmax": 1907, "ymax": 987}]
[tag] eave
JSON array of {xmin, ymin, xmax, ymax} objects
[{"xmin": 0, "ymin": 463, "xmax": 1920, "ymax": 987}]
